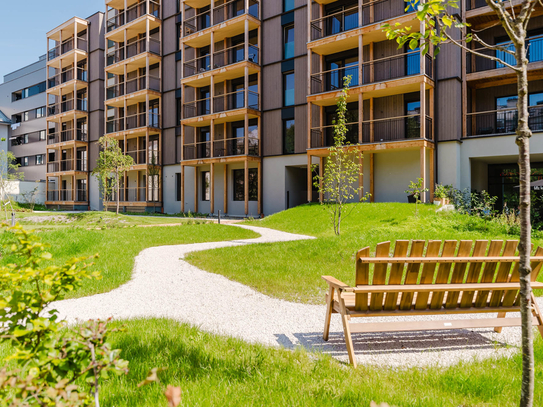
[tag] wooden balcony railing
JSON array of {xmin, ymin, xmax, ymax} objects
[
  {"xmin": 106, "ymin": 74, "xmax": 160, "ymax": 99},
  {"xmin": 183, "ymin": 44, "xmax": 259, "ymax": 77},
  {"xmin": 48, "ymin": 67, "xmax": 88, "ymax": 88},
  {"xmin": 47, "ymin": 130, "xmax": 88, "ymax": 145},
  {"xmin": 47, "ymin": 189, "xmax": 88, "ymax": 202},
  {"xmin": 466, "ymin": 106, "xmax": 543, "ymax": 137},
  {"xmin": 106, "ymin": 37, "xmax": 160, "ymax": 66},
  {"xmin": 106, "ymin": 112, "xmax": 161, "ymax": 133},
  {"xmin": 183, "ymin": 138, "xmax": 259, "ymax": 160},
  {"xmin": 106, "ymin": 0, "xmax": 160, "ymax": 32}
]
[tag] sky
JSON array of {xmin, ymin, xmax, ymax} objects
[{"xmin": 0, "ymin": 0, "xmax": 105, "ymax": 82}]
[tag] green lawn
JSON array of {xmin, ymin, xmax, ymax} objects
[
  {"xmin": 96, "ymin": 318, "xmax": 543, "ymax": 406},
  {"xmin": 187, "ymin": 203, "xmax": 543, "ymax": 304},
  {"xmin": 0, "ymin": 217, "xmax": 257, "ymax": 298}
]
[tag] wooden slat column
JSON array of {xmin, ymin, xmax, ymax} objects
[
  {"xmin": 210, "ymin": 163, "xmax": 215, "ymax": 214},
  {"xmin": 244, "ymin": 159, "xmax": 249, "ymax": 215},
  {"xmin": 194, "ymin": 167, "xmax": 198, "ymax": 213},
  {"xmin": 224, "ymin": 164, "xmax": 228, "ymax": 214}
]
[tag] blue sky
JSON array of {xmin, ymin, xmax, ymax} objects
[{"xmin": 0, "ymin": 0, "xmax": 105, "ymax": 82}]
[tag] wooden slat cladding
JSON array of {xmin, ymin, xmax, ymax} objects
[
  {"xmin": 262, "ymin": 110, "xmax": 282, "ymax": 156},
  {"xmin": 436, "ymin": 79, "xmax": 462, "ymax": 141},
  {"xmin": 295, "ymin": 58, "xmax": 308, "ymax": 106},
  {"xmin": 262, "ymin": 17, "xmax": 282, "ymax": 65},
  {"xmin": 295, "ymin": 105, "xmax": 308, "ymax": 154},
  {"xmin": 162, "ymin": 128, "xmax": 176, "ymax": 165},
  {"xmin": 262, "ymin": 64, "xmax": 282, "ymax": 111}
]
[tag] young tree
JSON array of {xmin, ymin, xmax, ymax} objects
[
  {"xmin": 314, "ymin": 76, "xmax": 368, "ymax": 235},
  {"xmin": 148, "ymin": 151, "xmax": 161, "ymax": 213},
  {"xmin": 405, "ymin": 177, "xmax": 429, "ymax": 216},
  {"xmin": 92, "ymin": 136, "xmax": 134, "ymax": 215},
  {"xmin": 0, "ymin": 147, "xmax": 23, "ymax": 223},
  {"xmin": 384, "ymin": 1, "xmax": 540, "ymax": 404}
]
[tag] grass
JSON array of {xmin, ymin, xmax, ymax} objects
[
  {"xmin": 0, "ymin": 215, "xmax": 257, "ymax": 298},
  {"xmin": 92, "ymin": 318, "xmax": 543, "ymax": 406},
  {"xmin": 187, "ymin": 203, "xmax": 543, "ymax": 304}
]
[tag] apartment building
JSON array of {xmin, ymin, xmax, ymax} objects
[
  {"xmin": 0, "ymin": 56, "xmax": 48, "ymax": 182},
  {"xmin": 1, "ymin": 0, "xmax": 542, "ymax": 215}
]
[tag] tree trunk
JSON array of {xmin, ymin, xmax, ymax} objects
[
  {"xmin": 116, "ymin": 173, "xmax": 120, "ymax": 216},
  {"xmin": 515, "ymin": 42, "xmax": 534, "ymax": 407}
]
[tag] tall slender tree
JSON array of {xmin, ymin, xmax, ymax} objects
[{"xmin": 384, "ymin": 1, "xmax": 540, "ymax": 404}]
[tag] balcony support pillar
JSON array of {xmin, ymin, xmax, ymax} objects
[
  {"xmin": 244, "ymin": 159, "xmax": 249, "ymax": 215},
  {"xmin": 319, "ymin": 156, "xmax": 323, "ymax": 203},
  {"xmin": 211, "ymin": 119, "xmax": 215, "ymax": 158},
  {"xmin": 257, "ymin": 161, "xmax": 262, "ymax": 216},
  {"xmin": 194, "ymin": 167, "xmax": 198, "ymax": 213},
  {"xmin": 224, "ymin": 163, "xmax": 228, "ymax": 214},
  {"xmin": 359, "ymin": 154, "xmax": 364, "ymax": 201},
  {"xmin": 370, "ymin": 97, "xmax": 374, "ymax": 142},
  {"xmin": 420, "ymin": 146, "xmax": 427, "ymax": 203},
  {"xmin": 358, "ymin": 93, "xmax": 363, "ymax": 144},
  {"xmin": 358, "ymin": 29, "xmax": 363, "ymax": 86},
  {"xmin": 307, "ymin": 101, "xmax": 312, "ymax": 149},
  {"xmin": 307, "ymin": 154, "xmax": 312, "ymax": 202},
  {"xmin": 429, "ymin": 147, "xmax": 435, "ymax": 201},
  {"xmin": 181, "ymin": 164, "xmax": 185, "ymax": 213},
  {"xmin": 210, "ymin": 163, "xmax": 215, "ymax": 214},
  {"xmin": 370, "ymin": 153, "xmax": 374, "ymax": 203}
]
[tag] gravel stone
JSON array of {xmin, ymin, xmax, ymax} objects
[{"xmin": 51, "ymin": 224, "xmax": 542, "ymax": 368}]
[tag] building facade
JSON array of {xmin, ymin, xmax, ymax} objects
[{"xmin": 0, "ymin": 0, "xmax": 542, "ymax": 215}]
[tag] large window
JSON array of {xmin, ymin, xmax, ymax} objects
[
  {"xmin": 233, "ymin": 168, "xmax": 258, "ymax": 201},
  {"xmin": 284, "ymin": 0, "xmax": 295, "ymax": 11},
  {"xmin": 283, "ymin": 24, "xmax": 294, "ymax": 59},
  {"xmin": 283, "ymin": 72, "xmax": 295, "ymax": 106},
  {"xmin": 35, "ymin": 155, "xmax": 44, "ymax": 165},
  {"xmin": 12, "ymin": 81, "xmax": 46, "ymax": 102},
  {"xmin": 405, "ymin": 100, "xmax": 421, "ymax": 139},
  {"xmin": 283, "ymin": 119, "xmax": 295, "ymax": 154},
  {"xmin": 176, "ymin": 173, "xmax": 181, "ymax": 202},
  {"xmin": 202, "ymin": 171, "xmax": 210, "ymax": 201}
]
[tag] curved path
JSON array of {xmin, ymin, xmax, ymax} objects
[{"xmin": 52, "ymin": 224, "xmax": 541, "ymax": 368}]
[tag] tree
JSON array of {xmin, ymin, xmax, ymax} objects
[
  {"xmin": 0, "ymin": 147, "xmax": 23, "ymax": 223},
  {"xmin": 405, "ymin": 178, "xmax": 429, "ymax": 216},
  {"xmin": 313, "ymin": 76, "xmax": 368, "ymax": 235},
  {"xmin": 148, "ymin": 150, "xmax": 161, "ymax": 213},
  {"xmin": 92, "ymin": 136, "xmax": 134, "ymax": 215},
  {"xmin": 384, "ymin": 1, "xmax": 540, "ymax": 404}
]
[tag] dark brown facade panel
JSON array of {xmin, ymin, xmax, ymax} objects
[
  {"xmin": 162, "ymin": 90, "xmax": 177, "ymax": 128},
  {"xmin": 163, "ymin": 54, "xmax": 178, "ymax": 92},
  {"xmin": 163, "ymin": 17, "xmax": 178, "ymax": 55},
  {"xmin": 162, "ymin": 127, "xmax": 177, "ymax": 165},
  {"xmin": 294, "ymin": 105, "xmax": 308, "ymax": 154},
  {"xmin": 294, "ymin": 8, "xmax": 307, "ymax": 58},
  {"xmin": 262, "ymin": 0, "xmax": 282, "ymax": 20},
  {"xmin": 163, "ymin": 0, "xmax": 178, "ymax": 19},
  {"xmin": 89, "ymin": 110, "xmax": 104, "ymax": 142},
  {"xmin": 262, "ymin": 17, "xmax": 282, "ymax": 65},
  {"xmin": 262, "ymin": 110, "xmax": 283, "ymax": 156},
  {"xmin": 437, "ymin": 26, "xmax": 462, "ymax": 80},
  {"xmin": 89, "ymin": 80, "xmax": 104, "ymax": 112},
  {"xmin": 88, "ymin": 49, "xmax": 105, "ymax": 82},
  {"xmin": 89, "ymin": 141, "xmax": 100, "ymax": 172},
  {"xmin": 437, "ymin": 79, "xmax": 461, "ymax": 141},
  {"xmin": 88, "ymin": 12, "xmax": 105, "ymax": 52},
  {"xmin": 262, "ymin": 63, "xmax": 282, "ymax": 111},
  {"xmin": 294, "ymin": 57, "xmax": 308, "ymax": 105}
]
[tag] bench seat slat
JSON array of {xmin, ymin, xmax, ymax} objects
[
  {"xmin": 348, "ymin": 317, "xmax": 539, "ymax": 334},
  {"xmin": 349, "ymin": 282, "xmax": 543, "ymax": 294},
  {"xmin": 357, "ymin": 256, "xmax": 543, "ymax": 263}
]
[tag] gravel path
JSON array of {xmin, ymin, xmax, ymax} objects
[{"xmin": 52, "ymin": 224, "xmax": 542, "ymax": 368}]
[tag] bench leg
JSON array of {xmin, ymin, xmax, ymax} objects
[
  {"xmin": 531, "ymin": 294, "xmax": 543, "ymax": 339},
  {"xmin": 323, "ymin": 286, "xmax": 334, "ymax": 341},
  {"xmin": 494, "ymin": 312, "xmax": 507, "ymax": 333},
  {"xmin": 339, "ymin": 297, "xmax": 357, "ymax": 368}
]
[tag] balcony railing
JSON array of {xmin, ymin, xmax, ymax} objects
[
  {"xmin": 122, "ymin": 149, "xmax": 160, "ymax": 165},
  {"xmin": 106, "ymin": 112, "xmax": 161, "ymax": 133},
  {"xmin": 183, "ymin": 90, "xmax": 260, "ymax": 118},
  {"xmin": 47, "ymin": 36, "xmax": 88, "ymax": 61},
  {"xmin": 48, "ymin": 67, "xmax": 88, "ymax": 88},
  {"xmin": 47, "ymin": 189, "xmax": 88, "ymax": 202},
  {"xmin": 109, "ymin": 187, "xmax": 159, "ymax": 203},
  {"xmin": 106, "ymin": 74, "xmax": 160, "ymax": 99},
  {"xmin": 467, "ymin": 35, "xmax": 543, "ymax": 74},
  {"xmin": 106, "ymin": 0, "xmax": 160, "ymax": 32},
  {"xmin": 47, "ymin": 159, "xmax": 87, "ymax": 173},
  {"xmin": 47, "ymin": 98, "xmax": 88, "ymax": 116},
  {"xmin": 183, "ymin": 44, "xmax": 259, "ymax": 77},
  {"xmin": 310, "ymin": 114, "xmax": 432, "ymax": 148},
  {"xmin": 310, "ymin": 0, "xmax": 415, "ymax": 41},
  {"xmin": 310, "ymin": 53, "xmax": 431, "ymax": 94},
  {"xmin": 47, "ymin": 130, "xmax": 88, "ymax": 145},
  {"xmin": 183, "ymin": 0, "xmax": 260, "ymax": 37},
  {"xmin": 106, "ymin": 37, "xmax": 160, "ymax": 66},
  {"xmin": 183, "ymin": 138, "xmax": 259, "ymax": 160},
  {"xmin": 466, "ymin": 106, "xmax": 543, "ymax": 137}
]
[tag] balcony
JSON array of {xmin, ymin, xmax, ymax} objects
[
  {"xmin": 183, "ymin": 138, "xmax": 259, "ymax": 160},
  {"xmin": 183, "ymin": 44, "xmax": 260, "ymax": 79},
  {"xmin": 466, "ymin": 106, "xmax": 543, "ymax": 137},
  {"xmin": 310, "ymin": 114, "xmax": 433, "ymax": 148},
  {"xmin": 47, "ymin": 98, "xmax": 88, "ymax": 117},
  {"xmin": 106, "ymin": 112, "xmax": 161, "ymax": 134},
  {"xmin": 48, "ymin": 36, "xmax": 88, "ymax": 61},
  {"xmin": 106, "ymin": 74, "xmax": 161, "ymax": 100},
  {"xmin": 47, "ymin": 129, "xmax": 88, "ymax": 145},
  {"xmin": 47, "ymin": 189, "xmax": 88, "ymax": 202},
  {"xmin": 47, "ymin": 159, "xmax": 88, "ymax": 173},
  {"xmin": 110, "ymin": 187, "xmax": 159, "ymax": 203},
  {"xmin": 106, "ymin": 37, "xmax": 161, "ymax": 66},
  {"xmin": 184, "ymin": 89, "xmax": 259, "ymax": 119},
  {"xmin": 107, "ymin": 0, "xmax": 160, "ymax": 33},
  {"xmin": 48, "ymin": 67, "xmax": 88, "ymax": 89},
  {"xmin": 183, "ymin": 0, "xmax": 260, "ymax": 37}
]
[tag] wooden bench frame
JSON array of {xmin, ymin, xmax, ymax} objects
[{"xmin": 322, "ymin": 240, "xmax": 543, "ymax": 367}]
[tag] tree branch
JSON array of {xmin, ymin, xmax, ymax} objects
[
  {"xmin": 471, "ymin": 32, "xmax": 517, "ymax": 56},
  {"xmin": 486, "ymin": 0, "xmax": 520, "ymax": 44}
]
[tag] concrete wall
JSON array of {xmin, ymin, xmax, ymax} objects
[{"xmin": 6, "ymin": 180, "xmax": 46, "ymax": 205}]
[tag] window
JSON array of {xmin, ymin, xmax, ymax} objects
[
  {"xmin": 284, "ymin": 0, "xmax": 295, "ymax": 12},
  {"xmin": 202, "ymin": 171, "xmax": 211, "ymax": 201},
  {"xmin": 496, "ymin": 40, "xmax": 516, "ymax": 69},
  {"xmin": 283, "ymin": 24, "xmax": 294, "ymax": 59},
  {"xmin": 36, "ymin": 107, "xmax": 46, "ymax": 118},
  {"xmin": 176, "ymin": 173, "xmax": 181, "ymax": 201},
  {"xmin": 283, "ymin": 72, "xmax": 295, "ymax": 106},
  {"xmin": 11, "ymin": 81, "xmax": 46, "ymax": 102},
  {"xmin": 39, "ymin": 130, "xmax": 46, "ymax": 141},
  {"xmin": 405, "ymin": 100, "xmax": 421, "ymax": 139},
  {"xmin": 23, "ymin": 134, "xmax": 29, "ymax": 144},
  {"xmin": 23, "ymin": 112, "xmax": 29, "ymax": 122},
  {"xmin": 233, "ymin": 168, "xmax": 258, "ymax": 201},
  {"xmin": 283, "ymin": 119, "xmax": 295, "ymax": 154},
  {"xmin": 22, "ymin": 157, "xmax": 29, "ymax": 167},
  {"xmin": 405, "ymin": 0, "xmax": 419, "ymax": 12},
  {"xmin": 35, "ymin": 155, "xmax": 44, "ymax": 165}
]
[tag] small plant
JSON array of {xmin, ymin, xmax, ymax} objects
[
  {"xmin": 405, "ymin": 178, "xmax": 429, "ymax": 216},
  {"xmin": 434, "ymin": 184, "xmax": 452, "ymax": 204},
  {"xmin": 20, "ymin": 181, "xmax": 41, "ymax": 211}
]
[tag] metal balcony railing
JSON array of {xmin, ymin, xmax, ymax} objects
[
  {"xmin": 47, "ymin": 130, "xmax": 88, "ymax": 145},
  {"xmin": 47, "ymin": 98, "xmax": 88, "ymax": 116},
  {"xmin": 106, "ymin": 112, "xmax": 161, "ymax": 133},
  {"xmin": 310, "ymin": 122, "xmax": 359, "ymax": 148},
  {"xmin": 47, "ymin": 36, "xmax": 88, "ymax": 61},
  {"xmin": 106, "ymin": 0, "xmax": 160, "ymax": 32},
  {"xmin": 47, "ymin": 158, "xmax": 87, "ymax": 173},
  {"xmin": 47, "ymin": 189, "xmax": 88, "ymax": 202},
  {"xmin": 106, "ymin": 74, "xmax": 160, "ymax": 99},
  {"xmin": 183, "ymin": 138, "xmax": 259, "ymax": 160},
  {"xmin": 183, "ymin": 90, "xmax": 259, "ymax": 119},
  {"xmin": 466, "ymin": 106, "xmax": 543, "ymax": 137},
  {"xmin": 183, "ymin": 44, "xmax": 259, "ymax": 77},
  {"xmin": 466, "ymin": 0, "xmax": 493, "ymax": 10},
  {"xmin": 106, "ymin": 37, "xmax": 160, "ymax": 66},
  {"xmin": 48, "ymin": 67, "xmax": 88, "ymax": 88},
  {"xmin": 109, "ymin": 187, "xmax": 160, "ymax": 202},
  {"xmin": 183, "ymin": 0, "xmax": 260, "ymax": 37}
]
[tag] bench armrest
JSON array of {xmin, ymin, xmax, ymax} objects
[{"xmin": 322, "ymin": 276, "xmax": 353, "ymax": 292}]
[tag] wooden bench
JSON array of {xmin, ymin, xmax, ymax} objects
[{"xmin": 322, "ymin": 240, "xmax": 543, "ymax": 367}]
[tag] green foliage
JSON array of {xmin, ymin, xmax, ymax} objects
[
  {"xmin": 313, "ymin": 76, "xmax": 368, "ymax": 235},
  {"xmin": 0, "ymin": 225, "xmax": 128, "ymax": 406},
  {"xmin": 434, "ymin": 184, "xmax": 452, "ymax": 200},
  {"xmin": 0, "ymin": 150, "xmax": 24, "ymax": 223},
  {"xmin": 405, "ymin": 178, "xmax": 429, "ymax": 216}
]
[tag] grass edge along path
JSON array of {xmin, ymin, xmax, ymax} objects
[
  {"xmin": 187, "ymin": 203, "xmax": 543, "ymax": 304},
  {"xmin": 0, "ymin": 222, "xmax": 258, "ymax": 299}
]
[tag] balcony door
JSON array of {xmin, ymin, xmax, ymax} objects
[
  {"xmin": 198, "ymin": 128, "xmax": 211, "ymax": 159},
  {"xmin": 405, "ymin": 100, "xmax": 421, "ymax": 139},
  {"xmin": 326, "ymin": 52, "xmax": 359, "ymax": 91},
  {"xmin": 324, "ymin": 1, "xmax": 358, "ymax": 37}
]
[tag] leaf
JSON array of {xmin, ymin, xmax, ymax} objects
[
  {"xmin": 165, "ymin": 385, "xmax": 182, "ymax": 407},
  {"xmin": 137, "ymin": 367, "xmax": 167, "ymax": 387},
  {"xmin": 409, "ymin": 38, "xmax": 419, "ymax": 50}
]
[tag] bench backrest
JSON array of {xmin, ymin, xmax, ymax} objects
[{"xmin": 354, "ymin": 240, "xmax": 543, "ymax": 312}]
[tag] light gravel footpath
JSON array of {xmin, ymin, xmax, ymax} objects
[{"xmin": 52, "ymin": 224, "xmax": 542, "ymax": 368}]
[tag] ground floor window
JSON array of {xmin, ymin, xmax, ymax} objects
[
  {"xmin": 176, "ymin": 173, "xmax": 181, "ymax": 202},
  {"xmin": 202, "ymin": 171, "xmax": 210, "ymax": 201},
  {"xmin": 488, "ymin": 162, "xmax": 543, "ymax": 211},
  {"xmin": 233, "ymin": 168, "xmax": 258, "ymax": 201}
]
